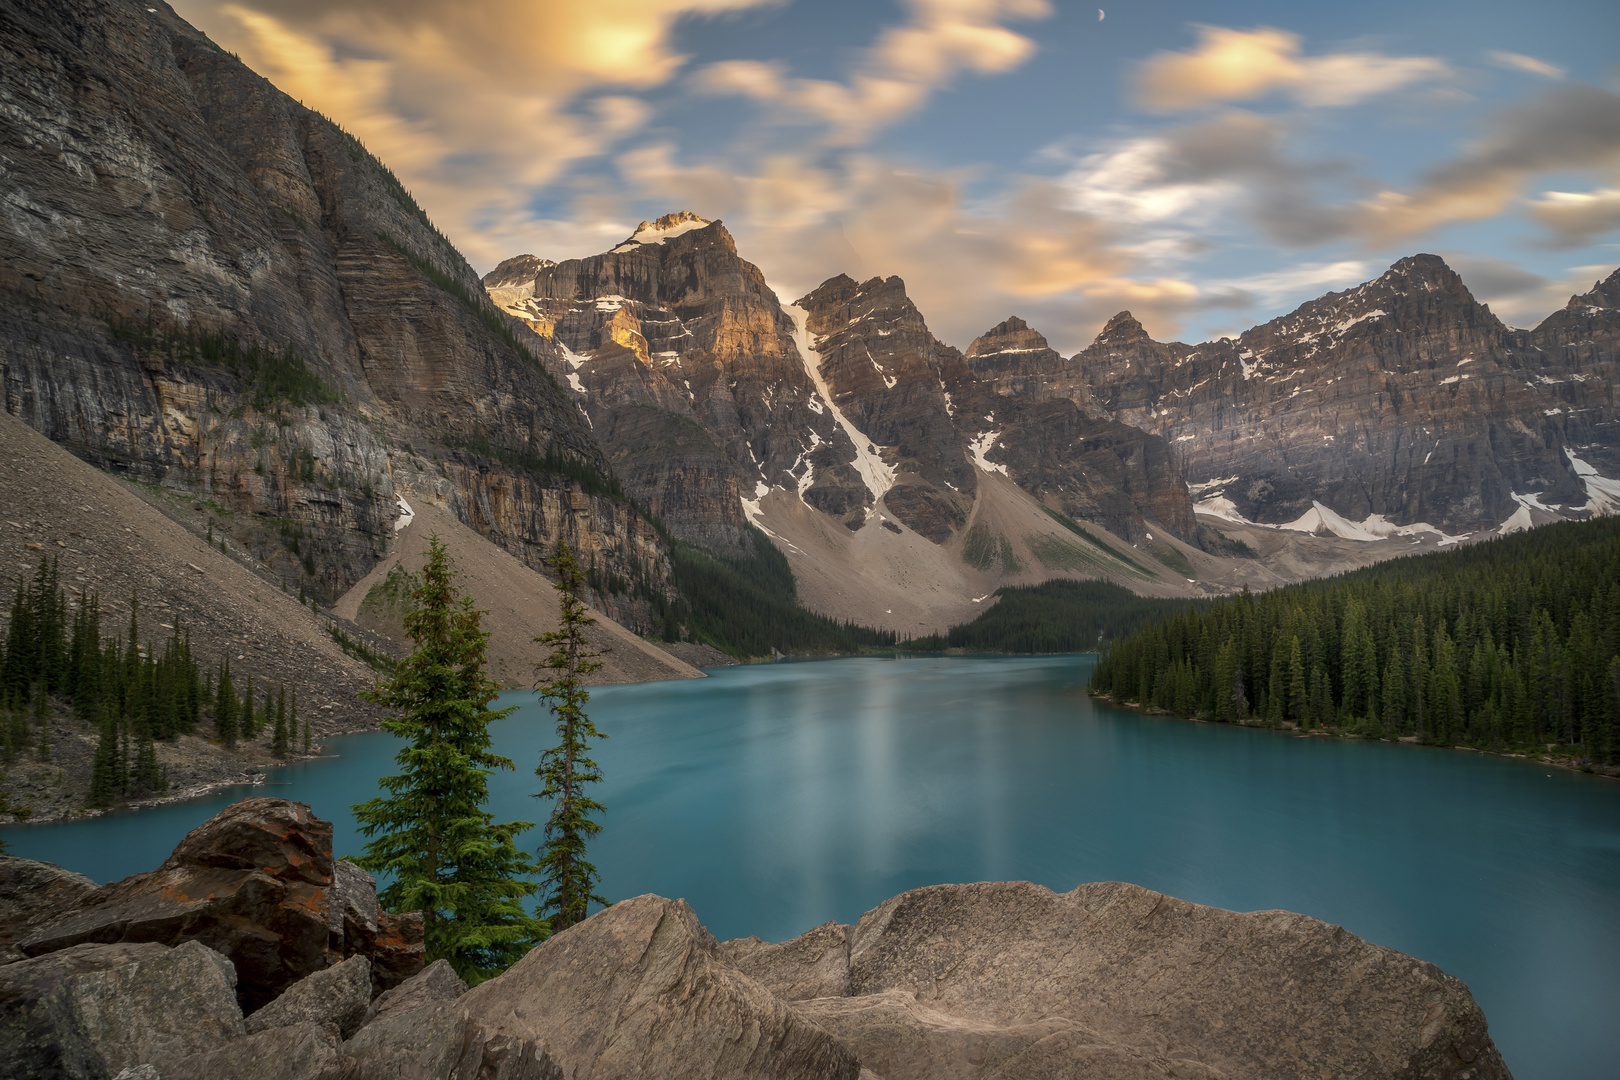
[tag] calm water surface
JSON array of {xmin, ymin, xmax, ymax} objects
[{"xmin": 9, "ymin": 655, "xmax": 1620, "ymax": 1079}]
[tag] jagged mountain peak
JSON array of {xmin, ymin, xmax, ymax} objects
[
  {"xmin": 482, "ymin": 254, "xmax": 554, "ymax": 290},
  {"xmin": 613, "ymin": 211, "xmax": 713, "ymax": 251},
  {"xmin": 967, "ymin": 316, "xmax": 1054, "ymax": 358},
  {"xmin": 1094, "ymin": 311, "xmax": 1152, "ymax": 346},
  {"xmin": 1372, "ymin": 253, "xmax": 1476, "ymax": 301},
  {"xmin": 1564, "ymin": 266, "xmax": 1620, "ymax": 311}
]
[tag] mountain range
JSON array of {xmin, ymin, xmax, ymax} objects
[
  {"xmin": 486, "ymin": 215, "xmax": 1620, "ymax": 629},
  {"xmin": 4, "ymin": 0, "xmax": 1620, "ymax": 652}
]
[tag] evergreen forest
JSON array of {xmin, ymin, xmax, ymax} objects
[
  {"xmin": 1, "ymin": 557, "xmax": 303, "ymax": 807},
  {"xmin": 661, "ymin": 527, "xmax": 899, "ymax": 657},
  {"xmin": 909, "ymin": 580, "xmax": 1208, "ymax": 653},
  {"xmin": 1088, "ymin": 517, "xmax": 1620, "ymax": 764}
]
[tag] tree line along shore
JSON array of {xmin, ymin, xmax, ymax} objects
[{"xmin": 1087, "ymin": 516, "xmax": 1620, "ymax": 770}]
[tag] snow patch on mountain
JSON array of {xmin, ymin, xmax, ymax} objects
[
  {"xmin": 785, "ymin": 303, "xmax": 895, "ymax": 503},
  {"xmin": 970, "ymin": 430, "xmax": 1008, "ymax": 476},
  {"xmin": 1566, "ymin": 449, "xmax": 1620, "ymax": 514},
  {"xmin": 612, "ymin": 212, "xmax": 712, "ymax": 252}
]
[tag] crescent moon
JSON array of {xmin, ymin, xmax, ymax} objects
[{"xmin": 1098, "ymin": 8, "xmax": 1105, "ymax": 19}]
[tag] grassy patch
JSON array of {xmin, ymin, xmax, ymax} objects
[
  {"xmin": 1147, "ymin": 543, "xmax": 1194, "ymax": 577},
  {"xmin": 1037, "ymin": 507, "xmax": 1154, "ymax": 580}
]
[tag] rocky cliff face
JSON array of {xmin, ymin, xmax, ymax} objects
[
  {"xmin": 796, "ymin": 274, "xmax": 1195, "ymax": 543},
  {"xmin": 1079, "ymin": 255, "xmax": 1620, "ymax": 533},
  {"xmin": 491, "ymin": 214, "xmax": 877, "ymax": 554},
  {"xmin": 0, "ymin": 0, "xmax": 669, "ymax": 619},
  {"xmin": 492, "ymin": 235, "xmax": 1196, "ymax": 555}
]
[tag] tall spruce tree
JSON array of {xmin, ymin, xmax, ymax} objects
[
  {"xmin": 272, "ymin": 684, "xmax": 289, "ymax": 758},
  {"xmin": 351, "ymin": 536, "xmax": 543, "ymax": 982},
  {"xmin": 215, "ymin": 656, "xmax": 237, "ymax": 746},
  {"xmin": 533, "ymin": 540, "xmax": 608, "ymax": 933}
]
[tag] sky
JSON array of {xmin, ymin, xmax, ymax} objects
[{"xmin": 170, "ymin": 0, "xmax": 1620, "ymax": 354}]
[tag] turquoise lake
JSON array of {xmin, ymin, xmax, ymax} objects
[{"xmin": 7, "ymin": 654, "xmax": 1619, "ymax": 1079}]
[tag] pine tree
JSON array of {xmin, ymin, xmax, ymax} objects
[
  {"xmin": 215, "ymin": 657, "xmax": 237, "ymax": 746},
  {"xmin": 533, "ymin": 540, "xmax": 608, "ymax": 933},
  {"xmin": 1286, "ymin": 636, "xmax": 1307, "ymax": 723},
  {"xmin": 272, "ymin": 684, "xmax": 289, "ymax": 758},
  {"xmin": 33, "ymin": 680, "xmax": 50, "ymax": 761},
  {"xmin": 351, "ymin": 536, "xmax": 543, "ymax": 982},
  {"xmin": 88, "ymin": 708, "xmax": 120, "ymax": 808}
]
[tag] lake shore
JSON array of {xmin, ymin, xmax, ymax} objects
[{"xmin": 1089, "ymin": 690, "xmax": 1620, "ymax": 781}]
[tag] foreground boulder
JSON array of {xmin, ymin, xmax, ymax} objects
[
  {"xmin": 723, "ymin": 880, "xmax": 1511, "ymax": 1080},
  {"xmin": 0, "ymin": 940, "xmax": 244, "ymax": 1079},
  {"xmin": 17, "ymin": 799, "xmax": 422, "ymax": 1010},
  {"xmin": 161, "ymin": 1022, "xmax": 344, "ymax": 1080},
  {"xmin": 345, "ymin": 895, "xmax": 861, "ymax": 1080},
  {"xmin": 245, "ymin": 954, "xmax": 372, "ymax": 1039},
  {"xmin": 0, "ymin": 858, "xmax": 97, "ymax": 958}
]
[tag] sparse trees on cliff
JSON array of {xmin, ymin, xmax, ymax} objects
[
  {"xmin": 533, "ymin": 540, "xmax": 608, "ymax": 933},
  {"xmin": 350, "ymin": 536, "xmax": 544, "ymax": 982}
]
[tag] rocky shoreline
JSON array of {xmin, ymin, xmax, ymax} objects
[
  {"xmin": 1091, "ymin": 691, "xmax": 1620, "ymax": 781},
  {"xmin": 0, "ymin": 797, "xmax": 1512, "ymax": 1080}
]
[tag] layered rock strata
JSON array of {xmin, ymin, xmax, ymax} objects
[
  {"xmin": 1079, "ymin": 256, "xmax": 1620, "ymax": 532},
  {"xmin": 798, "ymin": 275, "xmax": 1196, "ymax": 544},
  {"xmin": 11, "ymin": 797, "xmax": 422, "ymax": 1010},
  {"xmin": 492, "ymin": 235, "xmax": 1196, "ymax": 551},
  {"xmin": 0, "ymin": 0, "xmax": 669, "ymax": 619}
]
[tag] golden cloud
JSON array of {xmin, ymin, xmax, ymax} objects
[
  {"xmin": 694, "ymin": 0, "xmax": 1052, "ymax": 144},
  {"xmin": 1135, "ymin": 25, "xmax": 1448, "ymax": 112}
]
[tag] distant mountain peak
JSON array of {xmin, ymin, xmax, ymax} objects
[
  {"xmin": 1095, "ymin": 311, "xmax": 1151, "ymax": 346},
  {"xmin": 967, "ymin": 316, "xmax": 1053, "ymax": 358},
  {"xmin": 613, "ymin": 211, "xmax": 712, "ymax": 251},
  {"xmin": 1566, "ymin": 266, "xmax": 1620, "ymax": 311},
  {"xmin": 482, "ymin": 254, "xmax": 554, "ymax": 290}
]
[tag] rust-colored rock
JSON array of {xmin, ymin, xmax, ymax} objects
[{"xmin": 18, "ymin": 798, "xmax": 421, "ymax": 1012}]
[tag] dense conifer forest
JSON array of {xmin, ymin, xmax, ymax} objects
[
  {"xmin": 664, "ymin": 527, "xmax": 898, "ymax": 657},
  {"xmin": 1, "ymin": 557, "xmax": 301, "ymax": 807},
  {"xmin": 1089, "ymin": 518, "xmax": 1620, "ymax": 765},
  {"xmin": 908, "ymin": 580, "xmax": 1207, "ymax": 653}
]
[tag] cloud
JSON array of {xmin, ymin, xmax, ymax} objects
[
  {"xmin": 1199, "ymin": 260, "xmax": 1371, "ymax": 310},
  {"xmin": 1058, "ymin": 111, "xmax": 1357, "ymax": 249},
  {"xmin": 173, "ymin": 0, "xmax": 774, "ymax": 264},
  {"xmin": 1444, "ymin": 254, "xmax": 1617, "ymax": 327},
  {"xmin": 1527, "ymin": 187, "xmax": 1620, "ymax": 248},
  {"xmin": 1487, "ymin": 50, "xmax": 1566, "ymax": 80},
  {"xmin": 1360, "ymin": 84, "xmax": 1620, "ymax": 244},
  {"xmin": 694, "ymin": 0, "xmax": 1051, "ymax": 144},
  {"xmin": 1134, "ymin": 25, "xmax": 1449, "ymax": 112},
  {"xmin": 603, "ymin": 143, "xmax": 1215, "ymax": 351}
]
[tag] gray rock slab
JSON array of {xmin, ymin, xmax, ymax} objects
[
  {"xmin": 162, "ymin": 1021, "xmax": 343, "ymax": 1080},
  {"xmin": 0, "ymin": 940, "xmax": 244, "ymax": 1079},
  {"xmin": 0, "ymin": 857, "xmax": 97, "ymax": 947},
  {"xmin": 246, "ymin": 954, "xmax": 371, "ymax": 1039},
  {"xmin": 341, "ymin": 999, "xmax": 472, "ymax": 1080},
  {"xmin": 832, "ymin": 880, "xmax": 1509, "ymax": 1080},
  {"xmin": 361, "ymin": 957, "xmax": 466, "ymax": 1029},
  {"xmin": 454, "ymin": 894, "xmax": 860, "ymax": 1080},
  {"xmin": 718, "ymin": 920, "xmax": 852, "ymax": 1000}
]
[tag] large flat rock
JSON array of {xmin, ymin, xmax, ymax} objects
[{"xmin": 725, "ymin": 880, "xmax": 1511, "ymax": 1080}]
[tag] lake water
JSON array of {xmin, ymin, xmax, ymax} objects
[{"xmin": 7, "ymin": 655, "xmax": 1619, "ymax": 1079}]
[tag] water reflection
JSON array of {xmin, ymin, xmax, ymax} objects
[{"xmin": 5, "ymin": 655, "xmax": 1619, "ymax": 1078}]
